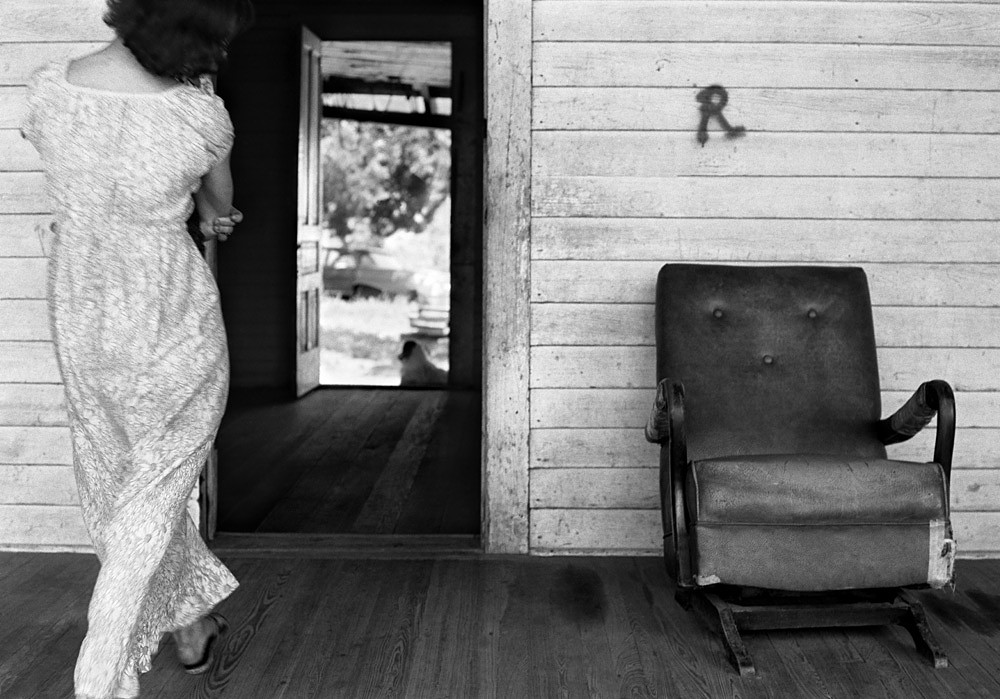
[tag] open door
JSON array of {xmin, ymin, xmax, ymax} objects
[
  {"xmin": 198, "ymin": 74, "xmax": 222, "ymax": 541},
  {"xmin": 199, "ymin": 240, "xmax": 220, "ymax": 539},
  {"xmin": 296, "ymin": 26, "xmax": 323, "ymax": 397}
]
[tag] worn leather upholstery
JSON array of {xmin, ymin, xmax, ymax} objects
[
  {"xmin": 655, "ymin": 265, "xmax": 954, "ymax": 591},
  {"xmin": 686, "ymin": 455, "xmax": 951, "ymax": 590},
  {"xmin": 656, "ymin": 265, "xmax": 884, "ymax": 463},
  {"xmin": 687, "ymin": 455, "xmax": 947, "ymax": 524}
]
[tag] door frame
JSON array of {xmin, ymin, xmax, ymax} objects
[
  {"xmin": 208, "ymin": 0, "xmax": 532, "ymax": 554},
  {"xmin": 482, "ymin": 0, "xmax": 531, "ymax": 554}
]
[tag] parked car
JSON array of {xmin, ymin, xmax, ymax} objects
[{"xmin": 323, "ymin": 248, "xmax": 418, "ymax": 300}]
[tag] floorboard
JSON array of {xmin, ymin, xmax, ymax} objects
[
  {"xmin": 3, "ymin": 553, "xmax": 999, "ymax": 698},
  {"xmin": 395, "ymin": 390, "xmax": 481, "ymax": 534},
  {"xmin": 217, "ymin": 387, "xmax": 480, "ymax": 535}
]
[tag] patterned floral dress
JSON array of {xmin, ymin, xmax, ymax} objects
[{"xmin": 21, "ymin": 62, "xmax": 239, "ymax": 699}]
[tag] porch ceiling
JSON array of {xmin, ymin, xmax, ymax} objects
[{"xmin": 321, "ymin": 41, "xmax": 452, "ymax": 94}]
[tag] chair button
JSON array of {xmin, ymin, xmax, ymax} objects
[
  {"xmin": 713, "ymin": 309, "xmax": 723, "ymax": 319},
  {"xmin": 808, "ymin": 309, "xmax": 818, "ymax": 319},
  {"xmin": 763, "ymin": 355, "xmax": 774, "ymax": 365}
]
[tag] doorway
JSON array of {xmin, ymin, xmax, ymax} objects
[
  {"xmin": 319, "ymin": 41, "xmax": 453, "ymax": 387},
  {"xmin": 211, "ymin": 2, "xmax": 483, "ymax": 541}
]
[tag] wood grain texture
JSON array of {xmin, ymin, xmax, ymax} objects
[
  {"xmin": 532, "ymin": 218, "xmax": 1000, "ymax": 263},
  {"xmin": 529, "ymin": 426, "xmax": 1000, "ymax": 472},
  {"xmin": 534, "ymin": 132, "xmax": 1000, "ymax": 178},
  {"xmin": 393, "ymin": 390, "xmax": 482, "ymax": 536},
  {"xmin": 0, "ymin": 43, "xmax": 105, "ymax": 86},
  {"xmin": 534, "ymin": 176, "xmax": 1000, "ymax": 219},
  {"xmin": 483, "ymin": 0, "xmax": 532, "ymax": 554},
  {"xmin": 534, "ymin": 1, "xmax": 1000, "ymax": 45},
  {"xmin": 0, "ymin": 258, "xmax": 46, "ymax": 298},
  {"xmin": 529, "ymin": 345, "xmax": 1000, "ymax": 391},
  {"xmin": 220, "ymin": 389, "xmax": 384, "ymax": 532},
  {"xmin": 0, "ymin": 426, "xmax": 71, "ymax": 464},
  {"xmin": 530, "ymin": 508, "xmax": 1000, "ymax": 554},
  {"xmin": 6, "ymin": 555, "xmax": 1000, "ymax": 695},
  {"xmin": 217, "ymin": 388, "xmax": 479, "ymax": 537},
  {"xmin": 0, "ymin": 465, "xmax": 77, "ymax": 505},
  {"xmin": 534, "ymin": 43, "xmax": 1000, "ymax": 90},
  {"xmin": 0, "ymin": 172, "xmax": 49, "ymax": 213},
  {"xmin": 530, "ymin": 389, "xmax": 1000, "ymax": 429},
  {"xmin": 0, "ymin": 214, "xmax": 49, "ymax": 257},
  {"xmin": 0, "ymin": 383, "xmax": 67, "ymax": 426},
  {"xmin": 260, "ymin": 391, "xmax": 424, "ymax": 533},
  {"xmin": 525, "ymin": 0, "xmax": 1000, "ymax": 558},
  {"xmin": 531, "ymin": 261, "xmax": 1000, "ymax": 307},
  {"xmin": 0, "ymin": 342, "xmax": 59, "ymax": 383},
  {"xmin": 0, "ymin": 505, "xmax": 88, "ymax": 548},
  {"xmin": 531, "ymin": 508, "xmax": 661, "ymax": 552},
  {"xmin": 0, "ymin": 129, "xmax": 40, "ymax": 172},
  {"xmin": 531, "ymin": 467, "xmax": 659, "ymax": 508},
  {"xmin": 0, "ymin": 88, "xmax": 28, "ymax": 130},
  {"xmin": 534, "ymin": 87, "xmax": 1000, "ymax": 133},
  {"xmin": 1, "ymin": 0, "xmax": 112, "ymax": 43},
  {"xmin": 532, "ymin": 303, "xmax": 1000, "ymax": 348},
  {"xmin": 0, "ymin": 300, "xmax": 50, "ymax": 341},
  {"xmin": 952, "ymin": 470, "xmax": 1000, "ymax": 511},
  {"xmin": 352, "ymin": 393, "xmax": 447, "ymax": 534}
]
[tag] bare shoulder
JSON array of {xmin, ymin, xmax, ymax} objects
[{"xmin": 67, "ymin": 44, "xmax": 178, "ymax": 94}]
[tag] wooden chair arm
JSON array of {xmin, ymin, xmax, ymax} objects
[
  {"xmin": 877, "ymin": 380, "xmax": 956, "ymax": 479},
  {"xmin": 649, "ymin": 379, "xmax": 694, "ymax": 587}
]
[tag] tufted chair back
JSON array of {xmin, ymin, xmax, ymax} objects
[{"xmin": 655, "ymin": 264, "xmax": 886, "ymax": 462}]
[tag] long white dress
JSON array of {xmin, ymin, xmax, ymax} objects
[{"xmin": 21, "ymin": 62, "xmax": 239, "ymax": 699}]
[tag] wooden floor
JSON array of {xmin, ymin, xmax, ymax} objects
[
  {"xmin": 3, "ymin": 553, "xmax": 1000, "ymax": 698},
  {"xmin": 216, "ymin": 388, "xmax": 480, "ymax": 535}
]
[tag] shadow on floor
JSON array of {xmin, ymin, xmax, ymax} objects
[{"xmin": 216, "ymin": 387, "xmax": 480, "ymax": 535}]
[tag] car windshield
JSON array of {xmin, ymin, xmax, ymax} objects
[{"xmin": 361, "ymin": 252, "xmax": 402, "ymax": 270}]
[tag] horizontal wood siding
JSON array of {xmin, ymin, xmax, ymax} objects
[
  {"xmin": 530, "ymin": 0, "xmax": 1000, "ymax": 555},
  {"xmin": 535, "ymin": 88, "xmax": 1000, "ymax": 133},
  {"xmin": 0, "ymin": 0, "xmax": 111, "ymax": 549}
]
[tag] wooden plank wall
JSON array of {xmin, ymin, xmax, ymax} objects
[
  {"xmin": 529, "ymin": 0, "xmax": 1000, "ymax": 556},
  {"xmin": 0, "ymin": 0, "xmax": 112, "ymax": 549}
]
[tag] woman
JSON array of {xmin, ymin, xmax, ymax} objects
[{"xmin": 20, "ymin": 1, "xmax": 254, "ymax": 696}]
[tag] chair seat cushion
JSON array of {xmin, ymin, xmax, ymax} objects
[
  {"xmin": 687, "ymin": 454, "xmax": 947, "ymax": 525},
  {"xmin": 684, "ymin": 454, "xmax": 954, "ymax": 590}
]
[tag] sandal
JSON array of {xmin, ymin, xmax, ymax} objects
[{"xmin": 182, "ymin": 612, "xmax": 229, "ymax": 675}]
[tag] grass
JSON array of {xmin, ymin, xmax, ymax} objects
[{"xmin": 320, "ymin": 295, "xmax": 448, "ymax": 385}]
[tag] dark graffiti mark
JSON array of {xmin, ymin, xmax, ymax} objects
[{"xmin": 696, "ymin": 85, "xmax": 746, "ymax": 146}]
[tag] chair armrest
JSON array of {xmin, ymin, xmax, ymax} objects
[
  {"xmin": 877, "ymin": 380, "xmax": 956, "ymax": 477},
  {"xmin": 645, "ymin": 378, "xmax": 689, "ymax": 479},
  {"xmin": 645, "ymin": 379, "xmax": 671, "ymax": 444},
  {"xmin": 648, "ymin": 379, "xmax": 693, "ymax": 587}
]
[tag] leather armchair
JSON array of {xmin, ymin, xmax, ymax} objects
[{"xmin": 645, "ymin": 264, "xmax": 955, "ymax": 675}]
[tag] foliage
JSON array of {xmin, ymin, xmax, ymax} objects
[{"xmin": 322, "ymin": 119, "xmax": 451, "ymax": 243}]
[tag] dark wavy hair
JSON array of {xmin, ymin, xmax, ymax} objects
[{"xmin": 104, "ymin": 0, "xmax": 254, "ymax": 82}]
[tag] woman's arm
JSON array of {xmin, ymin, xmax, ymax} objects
[{"xmin": 194, "ymin": 152, "xmax": 235, "ymax": 240}]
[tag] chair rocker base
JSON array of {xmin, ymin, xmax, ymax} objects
[{"xmin": 675, "ymin": 587, "xmax": 948, "ymax": 677}]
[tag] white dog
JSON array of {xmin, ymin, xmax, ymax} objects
[{"xmin": 399, "ymin": 340, "xmax": 448, "ymax": 386}]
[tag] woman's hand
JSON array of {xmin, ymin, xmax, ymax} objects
[{"xmin": 199, "ymin": 207, "xmax": 243, "ymax": 242}]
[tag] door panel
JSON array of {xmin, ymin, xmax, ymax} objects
[{"xmin": 296, "ymin": 26, "xmax": 323, "ymax": 397}]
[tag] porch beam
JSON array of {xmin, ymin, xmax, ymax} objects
[{"xmin": 483, "ymin": 0, "xmax": 532, "ymax": 553}]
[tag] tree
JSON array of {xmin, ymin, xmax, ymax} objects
[{"xmin": 321, "ymin": 119, "xmax": 451, "ymax": 244}]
